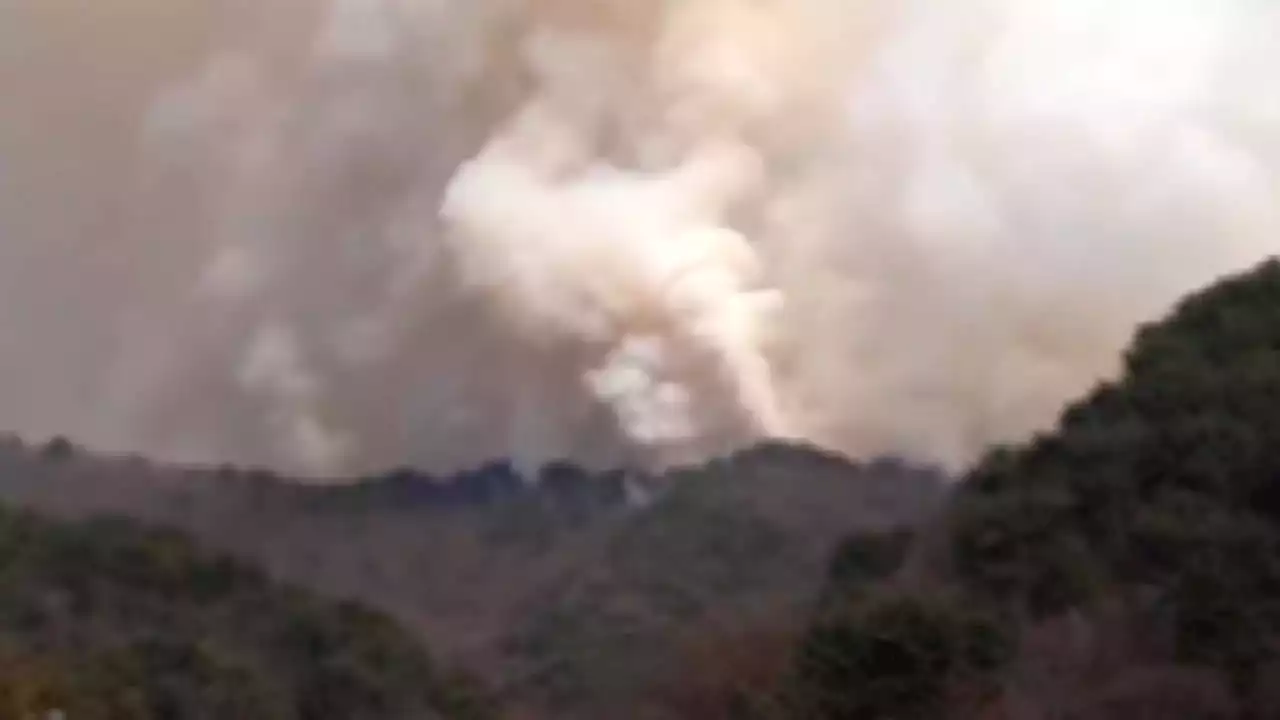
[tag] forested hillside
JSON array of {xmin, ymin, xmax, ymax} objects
[
  {"xmin": 0, "ymin": 504, "xmax": 494, "ymax": 719},
  {"xmin": 0, "ymin": 437, "xmax": 944, "ymax": 717},
  {"xmin": 6, "ymin": 257, "xmax": 1278, "ymax": 719},
  {"xmin": 704, "ymin": 257, "xmax": 1280, "ymax": 719}
]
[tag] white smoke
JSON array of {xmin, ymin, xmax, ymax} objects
[{"xmin": 2, "ymin": 0, "xmax": 1279, "ymax": 476}]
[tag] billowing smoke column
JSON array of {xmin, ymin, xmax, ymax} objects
[{"xmin": 2, "ymin": 0, "xmax": 1279, "ymax": 476}]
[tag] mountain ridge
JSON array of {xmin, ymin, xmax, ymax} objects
[{"xmin": 0, "ymin": 436, "xmax": 947, "ymax": 717}]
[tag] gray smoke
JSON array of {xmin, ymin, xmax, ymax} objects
[{"xmin": 2, "ymin": 0, "xmax": 1279, "ymax": 476}]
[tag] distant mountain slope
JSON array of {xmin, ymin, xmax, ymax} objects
[
  {"xmin": 0, "ymin": 502, "xmax": 494, "ymax": 720},
  {"xmin": 0, "ymin": 439, "xmax": 945, "ymax": 717},
  {"xmin": 494, "ymin": 447, "xmax": 945, "ymax": 716}
]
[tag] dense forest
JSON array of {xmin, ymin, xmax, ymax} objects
[
  {"xmin": 4, "ymin": 258, "xmax": 1280, "ymax": 718},
  {"xmin": 0, "ymin": 506, "xmax": 495, "ymax": 719},
  {"xmin": 684, "ymin": 258, "xmax": 1280, "ymax": 719},
  {"xmin": 0, "ymin": 435, "xmax": 944, "ymax": 717}
]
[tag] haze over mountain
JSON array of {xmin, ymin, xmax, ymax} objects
[
  {"xmin": 8, "ymin": 3, "xmax": 1280, "ymax": 720},
  {"xmin": 5, "ymin": 0, "xmax": 1280, "ymax": 476},
  {"xmin": 0, "ymin": 437, "xmax": 945, "ymax": 717},
  {"xmin": 5, "ymin": 258, "xmax": 1280, "ymax": 718}
]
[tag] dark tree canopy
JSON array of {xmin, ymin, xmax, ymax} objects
[
  {"xmin": 0, "ymin": 507, "xmax": 496, "ymax": 720},
  {"xmin": 791, "ymin": 258, "xmax": 1280, "ymax": 719}
]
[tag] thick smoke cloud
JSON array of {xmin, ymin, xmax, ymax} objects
[{"xmin": 2, "ymin": 0, "xmax": 1279, "ymax": 476}]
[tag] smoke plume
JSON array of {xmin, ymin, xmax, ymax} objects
[{"xmin": 2, "ymin": 0, "xmax": 1279, "ymax": 476}]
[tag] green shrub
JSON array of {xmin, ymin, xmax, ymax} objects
[{"xmin": 792, "ymin": 594, "xmax": 1011, "ymax": 720}]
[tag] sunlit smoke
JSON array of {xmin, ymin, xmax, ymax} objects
[{"xmin": 1, "ymin": 0, "xmax": 1279, "ymax": 476}]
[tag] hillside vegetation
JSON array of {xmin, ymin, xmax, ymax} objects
[
  {"xmin": 7, "ymin": 256, "xmax": 1278, "ymax": 718},
  {"xmin": 706, "ymin": 257, "xmax": 1280, "ymax": 719},
  {"xmin": 0, "ymin": 504, "xmax": 494, "ymax": 719},
  {"xmin": 0, "ymin": 437, "xmax": 944, "ymax": 718}
]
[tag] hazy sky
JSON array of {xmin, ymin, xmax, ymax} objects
[{"xmin": 2, "ymin": 0, "xmax": 1279, "ymax": 477}]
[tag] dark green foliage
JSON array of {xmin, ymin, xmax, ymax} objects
[
  {"xmin": 793, "ymin": 594, "xmax": 1011, "ymax": 719},
  {"xmin": 823, "ymin": 528, "xmax": 913, "ymax": 602},
  {"xmin": 943, "ymin": 258, "xmax": 1280, "ymax": 694},
  {"xmin": 781, "ymin": 258, "xmax": 1280, "ymax": 719},
  {"xmin": 0, "ymin": 506, "xmax": 496, "ymax": 720},
  {"xmin": 40, "ymin": 436, "xmax": 76, "ymax": 462}
]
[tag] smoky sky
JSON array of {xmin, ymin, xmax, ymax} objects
[{"xmin": 2, "ymin": 0, "xmax": 1279, "ymax": 477}]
